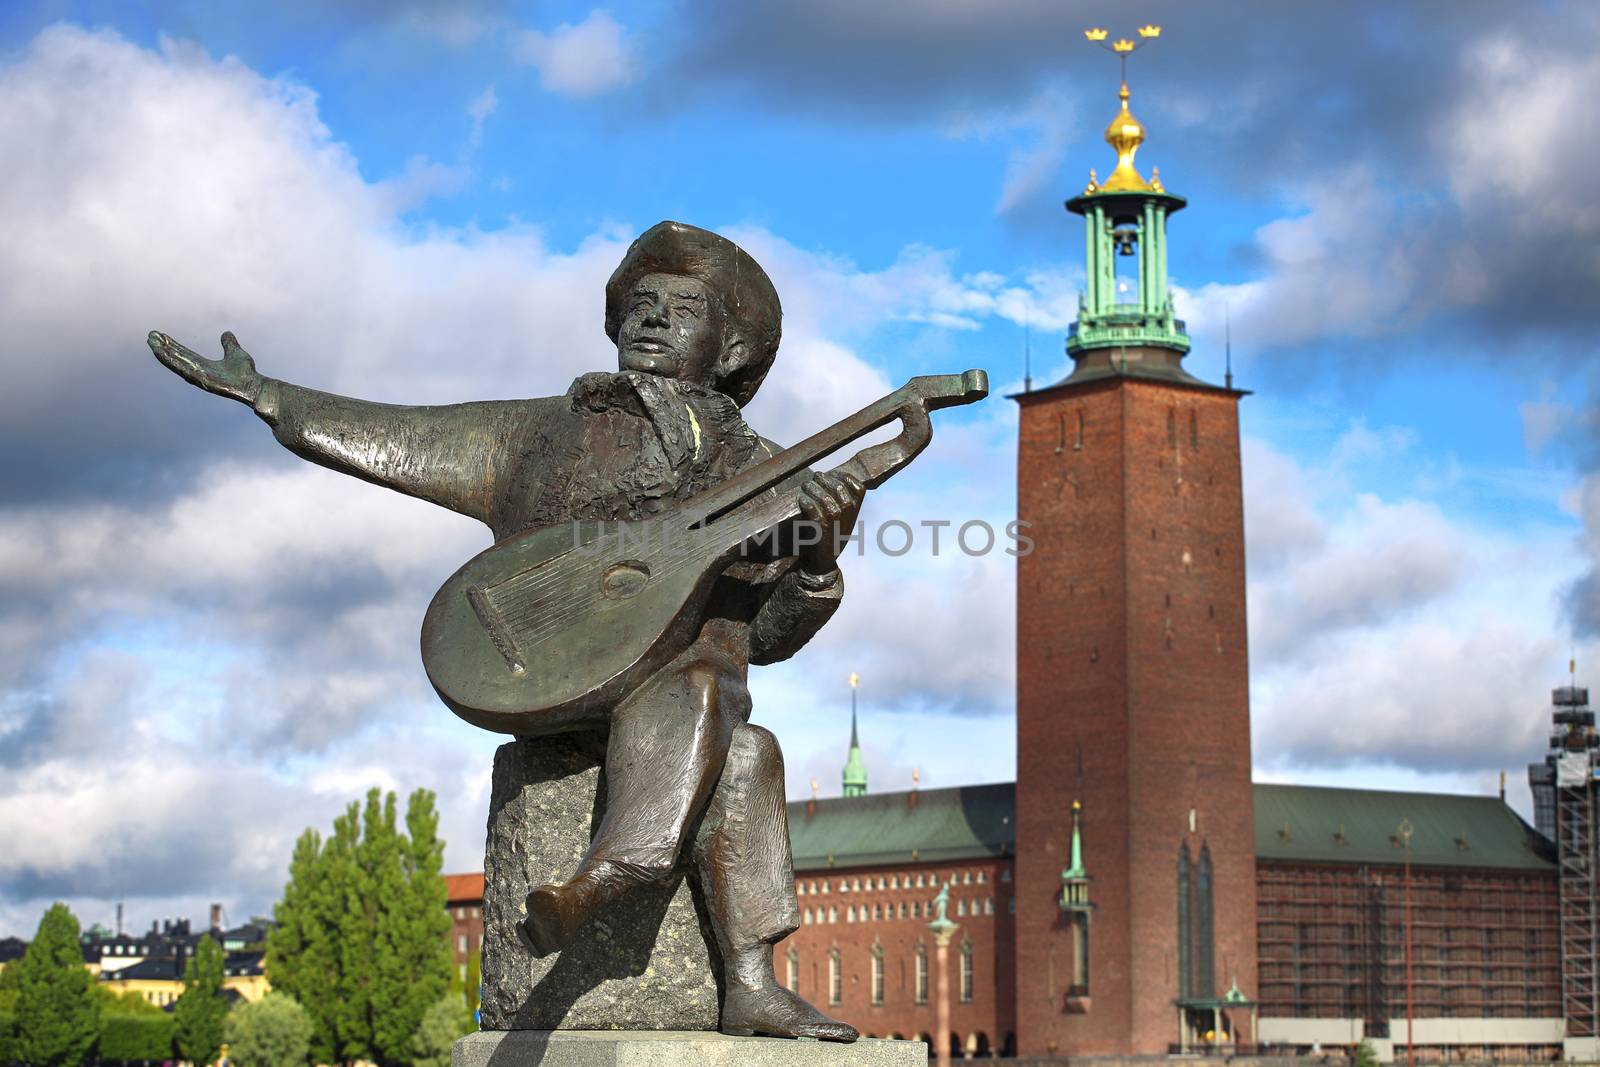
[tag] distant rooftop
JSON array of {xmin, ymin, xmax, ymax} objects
[
  {"xmin": 445, "ymin": 871, "xmax": 485, "ymax": 903},
  {"xmin": 1254, "ymin": 782, "xmax": 1553, "ymax": 872},
  {"xmin": 787, "ymin": 783, "xmax": 1015, "ymax": 870},
  {"xmin": 786, "ymin": 781, "xmax": 1553, "ymax": 874}
]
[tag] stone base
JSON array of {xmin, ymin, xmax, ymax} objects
[
  {"xmin": 479, "ymin": 735, "xmax": 721, "ymax": 1031},
  {"xmin": 452, "ymin": 1030, "xmax": 925, "ymax": 1067}
]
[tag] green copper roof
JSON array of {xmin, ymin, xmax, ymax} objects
[
  {"xmin": 787, "ymin": 782, "xmax": 1552, "ymax": 873},
  {"xmin": 842, "ymin": 706, "xmax": 867, "ymax": 797},
  {"xmin": 1253, "ymin": 783, "xmax": 1553, "ymax": 872},
  {"xmin": 787, "ymin": 783, "xmax": 1015, "ymax": 869}
]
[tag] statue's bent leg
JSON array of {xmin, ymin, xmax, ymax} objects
[
  {"xmin": 519, "ymin": 658, "xmax": 741, "ymax": 956},
  {"xmin": 695, "ymin": 724, "xmax": 858, "ymax": 1043}
]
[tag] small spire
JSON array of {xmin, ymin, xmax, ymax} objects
[
  {"xmin": 1023, "ymin": 309, "xmax": 1032, "ymax": 392},
  {"xmin": 842, "ymin": 672, "xmax": 867, "ymax": 797},
  {"xmin": 1059, "ymin": 798, "xmax": 1093, "ymax": 912},
  {"xmin": 1063, "ymin": 799, "xmax": 1087, "ymax": 880},
  {"xmin": 1224, "ymin": 303, "xmax": 1234, "ymax": 390}
]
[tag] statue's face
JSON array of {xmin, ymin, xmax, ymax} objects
[{"xmin": 616, "ymin": 273, "xmax": 728, "ymax": 389}]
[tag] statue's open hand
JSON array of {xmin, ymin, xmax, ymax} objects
[
  {"xmin": 147, "ymin": 330, "xmax": 263, "ymax": 405},
  {"xmin": 796, "ymin": 471, "xmax": 865, "ymax": 575}
]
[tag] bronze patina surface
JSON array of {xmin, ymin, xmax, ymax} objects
[{"xmin": 149, "ymin": 221, "xmax": 985, "ymax": 1041}]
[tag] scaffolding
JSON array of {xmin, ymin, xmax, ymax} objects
[
  {"xmin": 1553, "ymin": 684, "xmax": 1599, "ymax": 1038},
  {"xmin": 1256, "ymin": 863, "xmax": 1560, "ymax": 1026}
]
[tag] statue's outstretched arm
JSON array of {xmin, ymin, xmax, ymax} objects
[{"xmin": 148, "ymin": 330, "xmax": 537, "ymax": 527}]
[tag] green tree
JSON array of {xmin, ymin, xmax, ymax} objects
[
  {"xmin": 267, "ymin": 788, "xmax": 453, "ymax": 1067},
  {"xmin": 1354, "ymin": 1039, "xmax": 1380, "ymax": 1067},
  {"xmin": 447, "ymin": 948, "xmax": 480, "ymax": 1020},
  {"xmin": 174, "ymin": 935, "xmax": 228, "ymax": 1066},
  {"xmin": 408, "ymin": 996, "xmax": 471, "ymax": 1067},
  {"xmin": 0, "ymin": 961, "xmax": 17, "ymax": 1067},
  {"xmin": 14, "ymin": 903, "xmax": 99, "ymax": 1067},
  {"xmin": 93, "ymin": 986, "xmax": 163, "ymax": 1017},
  {"xmin": 223, "ymin": 994, "xmax": 312, "ymax": 1067},
  {"xmin": 96, "ymin": 1016, "xmax": 175, "ymax": 1064},
  {"xmin": 372, "ymin": 791, "xmax": 452, "ymax": 1064},
  {"xmin": 266, "ymin": 829, "xmax": 341, "ymax": 1066}
]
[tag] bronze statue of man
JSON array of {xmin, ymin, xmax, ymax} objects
[{"xmin": 148, "ymin": 221, "xmax": 862, "ymax": 1041}]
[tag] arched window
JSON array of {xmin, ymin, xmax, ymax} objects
[
  {"xmin": 803, "ymin": 908, "xmax": 812, "ymax": 925},
  {"xmin": 847, "ymin": 905, "xmax": 856, "ymax": 923},
  {"xmin": 786, "ymin": 946, "xmax": 800, "ymax": 991},
  {"xmin": 871, "ymin": 944, "xmax": 885, "ymax": 1005},
  {"xmin": 828, "ymin": 906, "xmax": 837, "ymax": 923},
  {"xmin": 829, "ymin": 948, "xmax": 842, "ymax": 1006},
  {"xmin": 960, "ymin": 940, "xmax": 975, "ymax": 1002},
  {"xmin": 1167, "ymin": 407, "xmax": 1177, "ymax": 446},
  {"xmin": 915, "ymin": 943, "xmax": 929, "ymax": 1004},
  {"xmin": 874, "ymin": 903, "xmax": 883, "ymax": 921}
]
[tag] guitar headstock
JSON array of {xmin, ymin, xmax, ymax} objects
[{"xmin": 902, "ymin": 369, "xmax": 990, "ymax": 411}]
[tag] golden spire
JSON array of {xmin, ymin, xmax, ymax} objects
[
  {"xmin": 1083, "ymin": 24, "xmax": 1163, "ymax": 194},
  {"xmin": 1099, "ymin": 82, "xmax": 1151, "ymax": 192}
]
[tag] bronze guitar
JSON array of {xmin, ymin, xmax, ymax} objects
[{"xmin": 420, "ymin": 369, "xmax": 988, "ymax": 735}]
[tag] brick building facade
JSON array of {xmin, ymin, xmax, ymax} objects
[{"xmin": 777, "ymin": 785, "xmax": 1018, "ymax": 1057}]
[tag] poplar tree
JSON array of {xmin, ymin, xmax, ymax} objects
[
  {"xmin": 372, "ymin": 791, "xmax": 452, "ymax": 1062},
  {"xmin": 173, "ymin": 935, "xmax": 228, "ymax": 1066},
  {"xmin": 14, "ymin": 903, "xmax": 99, "ymax": 1067},
  {"xmin": 267, "ymin": 788, "xmax": 453, "ymax": 1067}
]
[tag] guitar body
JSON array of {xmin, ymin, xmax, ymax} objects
[
  {"xmin": 421, "ymin": 520, "xmax": 728, "ymax": 735},
  {"xmin": 420, "ymin": 369, "xmax": 988, "ymax": 735}
]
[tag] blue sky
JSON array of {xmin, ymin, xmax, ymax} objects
[{"xmin": 0, "ymin": 0, "xmax": 1597, "ymax": 938}]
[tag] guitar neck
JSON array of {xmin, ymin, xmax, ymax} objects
[{"xmin": 673, "ymin": 369, "xmax": 988, "ymax": 553}]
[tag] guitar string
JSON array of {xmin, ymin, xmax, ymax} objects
[
  {"xmin": 495, "ymin": 492, "xmax": 795, "ymax": 638},
  {"xmin": 486, "ymin": 490, "xmax": 796, "ymax": 642}
]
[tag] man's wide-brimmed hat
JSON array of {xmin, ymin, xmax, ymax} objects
[{"xmin": 605, "ymin": 221, "xmax": 782, "ymax": 407}]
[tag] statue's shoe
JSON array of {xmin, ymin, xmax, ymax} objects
[
  {"xmin": 517, "ymin": 883, "xmax": 584, "ymax": 958},
  {"xmin": 720, "ymin": 984, "xmax": 859, "ymax": 1042}
]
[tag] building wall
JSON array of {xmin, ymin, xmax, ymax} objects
[
  {"xmin": 447, "ymin": 898, "xmax": 483, "ymax": 982},
  {"xmin": 776, "ymin": 858, "xmax": 1016, "ymax": 1054},
  {"xmin": 1256, "ymin": 861, "xmax": 1560, "ymax": 1030},
  {"xmin": 1014, "ymin": 373, "xmax": 1256, "ymax": 1057}
]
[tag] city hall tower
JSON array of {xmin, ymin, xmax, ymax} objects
[{"xmin": 1013, "ymin": 27, "xmax": 1257, "ymax": 1056}]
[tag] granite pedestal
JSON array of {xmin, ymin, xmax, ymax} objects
[
  {"xmin": 479, "ymin": 735, "xmax": 721, "ymax": 1031},
  {"xmin": 453, "ymin": 1030, "xmax": 924, "ymax": 1067}
]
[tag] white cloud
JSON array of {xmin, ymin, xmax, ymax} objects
[
  {"xmin": 467, "ymin": 85, "xmax": 498, "ymax": 147},
  {"xmin": 1243, "ymin": 433, "xmax": 1587, "ymax": 788},
  {"xmin": 513, "ymin": 10, "xmax": 634, "ymax": 98},
  {"xmin": 0, "ymin": 24, "xmax": 1029, "ymax": 929},
  {"xmin": 947, "ymin": 85, "xmax": 1080, "ymax": 217}
]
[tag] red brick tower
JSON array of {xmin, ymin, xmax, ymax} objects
[{"xmin": 1012, "ymin": 45, "xmax": 1257, "ymax": 1057}]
